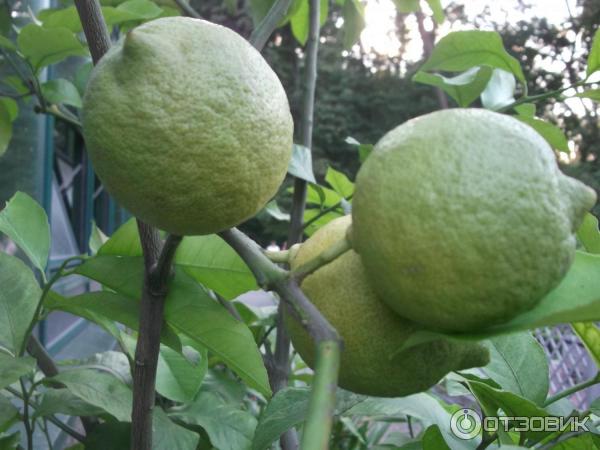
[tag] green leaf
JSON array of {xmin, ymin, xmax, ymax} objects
[
  {"xmin": 75, "ymin": 255, "xmax": 144, "ymax": 299},
  {"xmin": 577, "ymin": 213, "xmax": 600, "ymax": 254},
  {"xmin": 45, "ymin": 287, "xmax": 181, "ymax": 352},
  {"xmin": 514, "ymin": 102, "xmax": 536, "ymax": 117},
  {"xmin": 0, "ymin": 98, "xmax": 18, "ymax": 122},
  {"xmin": 0, "ymin": 192, "xmax": 50, "ymax": 272},
  {"xmin": 121, "ymin": 334, "xmax": 207, "ymax": 403},
  {"xmin": 306, "ymin": 183, "xmax": 342, "ymax": 207},
  {"xmin": 264, "ymin": 200, "xmax": 290, "ymax": 222},
  {"xmin": 81, "ymin": 422, "xmax": 130, "ymax": 450},
  {"xmin": 587, "ymin": 29, "xmax": 600, "ymax": 77},
  {"xmin": 345, "ymin": 137, "xmax": 372, "ymax": 163},
  {"xmin": 344, "ymin": 394, "xmax": 474, "ymax": 450},
  {"xmin": 0, "ymin": 36, "xmax": 15, "ymax": 52},
  {"xmin": 45, "ymin": 290, "xmax": 137, "ymax": 340},
  {"xmin": 325, "ymin": 166, "xmax": 354, "ymax": 198},
  {"xmin": 153, "ymin": 407, "xmax": 200, "ymax": 450},
  {"xmin": 165, "ymin": 269, "xmax": 271, "ymax": 398},
  {"xmin": 342, "ymin": 0, "xmax": 365, "ymax": 50},
  {"xmin": 17, "ymin": 24, "xmax": 87, "ymax": 71},
  {"xmin": 2, "ymin": 76, "xmax": 29, "ymax": 95},
  {"xmin": 98, "ymin": 218, "xmax": 142, "ymax": 256},
  {"xmin": 424, "ymin": 0, "xmax": 444, "ymax": 24},
  {"xmin": 516, "ymin": 116, "xmax": 569, "ymax": 153},
  {"xmin": 253, "ymin": 388, "xmax": 310, "ymax": 450},
  {"xmin": 171, "ymin": 391, "xmax": 257, "ymax": 450},
  {"xmin": 482, "ymin": 332, "xmax": 549, "ymax": 406},
  {"xmin": 0, "ymin": 101, "xmax": 12, "ymax": 157},
  {"xmin": 398, "ymin": 251, "xmax": 600, "ymax": 349},
  {"xmin": 575, "ymin": 89, "xmax": 600, "ymax": 102},
  {"xmin": 115, "ymin": 0, "xmax": 163, "ymax": 19},
  {"xmin": 0, "ymin": 354, "xmax": 35, "ymax": 390},
  {"xmin": 0, "ymin": 395, "xmax": 18, "ymax": 432},
  {"xmin": 88, "ymin": 221, "xmax": 108, "ymax": 255},
  {"xmin": 50, "ymin": 369, "xmax": 132, "ymax": 422},
  {"xmin": 74, "ymin": 61, "xmax": 93, "ymax": 96},
  {"xmin": 553, "ymin": 434, "xmax": 600, "ymax": 450},
  {"xmin": 481, "ymin": 68, "xmax": 516, "ymax": 110},
  {"xmin": 39, "ymin": 6, "xmax": 86, "ymax": 33},
  {"xmin": 175, "ymin": 235, "xmax": 257, "ymax": 300},
  {"xmin": 289, "ymin": 0, "xmax": 328, "ymax": 45},
  {"xmin": 98, "ymin": 218, "xmax": 257, "ymax": 300},
  {"xmin": 0, "ymin": 252, "xmax": 41, "ymax": 354},
  {"xmin": 0, "ymin": 432, "xmax": 20, "ymax": 450},
  {"xmin": 33, "ymin": 389, "xmax": 104, "ymax": 418},
  {"xmin": 467, "ymin": 380, "xmax": 552, "ymax": 440},
  {"xmin": 422, "ymin": 425, "xmax": 450, "ymax": 450},
  {"xmin": 41, "ymin": 78, "xmax": 82, "ymax": 108},
  {"xmin": 288, "ymin": 144, "xmax": 316, "ymax": 183},
  {"xmin": 413, "ymin": 66, "xmax": 493, "ymax": 107},
  {"xmin": 571, "ymin": 322, "xmax": 600, "ymax": 367},
  {"xmin": 419, "ymin": 30, "xmax": 525, "ymax": 83}
]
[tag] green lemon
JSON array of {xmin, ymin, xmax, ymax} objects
[
  {"xmin": 286, "ymin": 216, "xmax": 489, "ymax": 397},
  {"xmin": 82, "ymin": 17, "xmax": 293, "ymax": 235},
  {"xmin": 352, "ymin": 108, "xmax": 596, "ymax": 332}
]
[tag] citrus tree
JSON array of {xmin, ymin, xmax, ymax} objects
[{"xmin": 0, "ymin": 0, "xmax": 600, "ymax": 449}]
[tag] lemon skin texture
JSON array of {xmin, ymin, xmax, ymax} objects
[
  {"xmin": 352, "ymin": 109, "xmax": 597, "ymax": 332},
  {"xmin": 285, "ymin": 216, "xmax": 490, "ymax": 397},
  {"xmin": 82, "ymin": 17, "xmax": 293, "ymax": 235}
]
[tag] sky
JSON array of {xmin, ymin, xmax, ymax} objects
[{"xmin": 361, "ymin": 0, "xmax": 580, "ymax": 58}]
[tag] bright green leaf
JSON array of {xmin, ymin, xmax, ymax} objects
[
  {"xmin": 0, "ymin": 252, "xmax": 41, "ymax": 354},
  {"xmin": 165, "ymin": 269, "xmax": 271, "ymax": 398},
  {"xmin": 115, "ymin": 0, "xmax": 163, "ymax": 19},
  {"xmin": 516, "ymin": 116, "xmax": 569, "ymax": 153},
  {"xmin": 306, "ymin": 183, "xmax": 342, "ymax": 207},
  {"xmin": 482, "ymin": 332, "xmax": 549, "ymax": 406},
  {"xmin": 41, "ymin": 78, "xmax": 82, "ymax": 108},
  {"xmin": 420, "ymin": 30, "xmax": 525, "ymax": 83},
  {"xmin": 50, "ymin": 369, "xmax": 132, "ymax": 422},
  {"xmin": 575, "ymin": 89, "xmax": 600, "ymax": 102},
  {"xmin": 0, "ymin": 192, "xmax": 50, "ymax": 272},
  {"xmin": 39, "ymin": 6, "xmax": 85, "ymax": 33},
  {"xmin": 571, "ymin": 322, "xmax": 600, "ymax": 367},
  {"xmin": 17, "ymin": 24, "xmax": 87, "ymax": 71},
  {"xmin": 325, "ymin": 166, "xmax": 354, "ymax": 198},
  {"xmin": 413, "ymin": 66, "xmax": 493, "ymax": 107},
  {"xmin": 424, "ymin": 0, "xmax": 444, "ymax": 24},
  {"xmin": 98, "ymin": 218, "xmax": 142, "ymax": 256},
  {"xmin": 586, "ymin": 29, "xmax": 600, "ymax": 77},
  {"xmin": 289, "ymin": 0, "xmax": 328, "ymax": 45},
  {"xmin": 171, "ymin": 391, "xmax": 257, "ymax": 450},
  {"xmin": 577, "ymin": 213, "xmax": 600, "ymax": 254},
  {"xmin": 0, "ymin": 98, "xmax": 17, "ymax": 123},
  {"xmin": 0, "ymin": 101, "xmax": 12, "ymax": 157},
  {"xmin": 0, "ymin": 354, "xmax": 35, "ymax": 390}
]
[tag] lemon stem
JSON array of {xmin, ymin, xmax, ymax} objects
[{"xmin": 291, "ymin": 235, "xmax": 352, "ymax": 281}]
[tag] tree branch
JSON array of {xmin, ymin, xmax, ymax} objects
[
  {"xmin": 132, "ymin": 223, "xmax": 182, "ymax": 450},
  {"xmin": 72, "ymin": 4, "xmax": 182, "ymax": 448},
  {"xmin": 249, "ymin": 0, "xmax": 294, "ymax": 51}
]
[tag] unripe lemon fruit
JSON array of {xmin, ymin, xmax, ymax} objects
[
  {"xmin": 285, "ymin": 216, "xmax": 489, "ymax": 397},
  {"xmin": 352, "ymin": 109, "xmax": 596, "ymax": 332},
  {"xmin": 82, "ymin": 17, "xmax": 293, "ymax": 235}
]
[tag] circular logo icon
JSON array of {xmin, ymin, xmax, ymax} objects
[{"xmin": 450, "ymin": 408, "xmax": 482, "ymax": 440}]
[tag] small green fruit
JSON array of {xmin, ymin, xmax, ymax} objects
[
  {"xmin": 352, "ymin": 109, "xmax": 596, "ymax": 332},
  {"xmin": 286, "ymin": 216, "xmax": 489, "ymax": 397},
  {"xmin": 82, "ymin": 17, "xmax": 293, "ymax": 236}
]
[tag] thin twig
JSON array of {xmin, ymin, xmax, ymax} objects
[
  {"xmin": 543, "ymin": 372, "xmax": 600, "ymax": 407},
  {"xmin": 291, "ymin": 235, "xmax": 351, "ymax": 282},
  {"xmin": 19, "ymin": 379, "xmax": 33, "ymax": 450}
]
